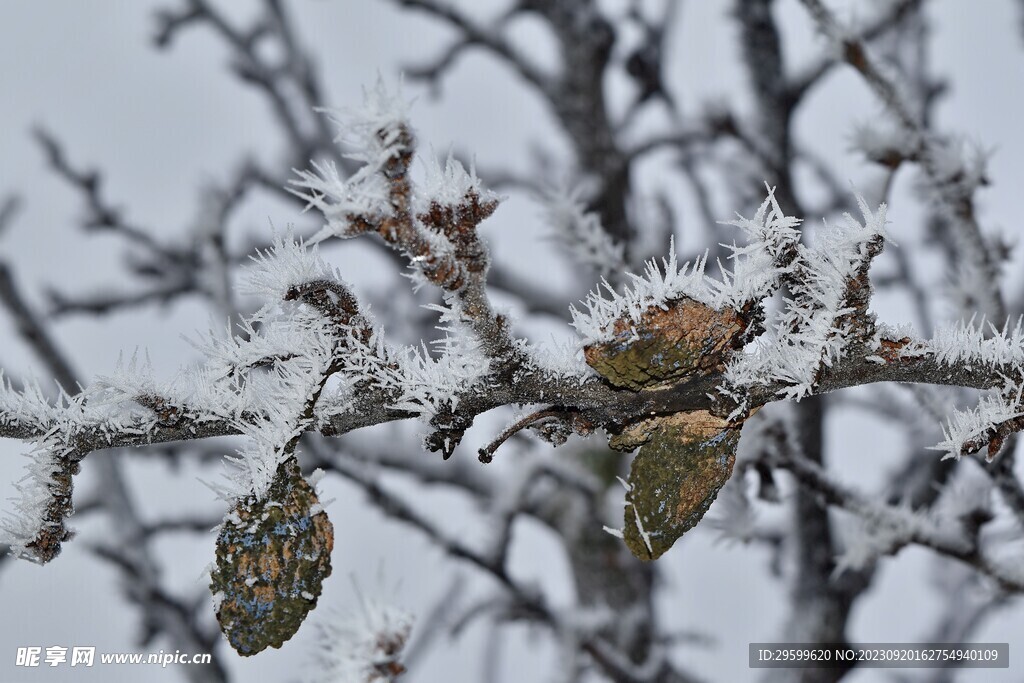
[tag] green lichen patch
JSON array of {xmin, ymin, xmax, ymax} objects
[
  {"xmin": 584, "ymin": 296, "xmax": 744, "ymax": 391},
  {"xmin": 623, "ymin": 411, "xmax": 739, "ymax": 561},
  {"xmin": 211, "ymin": 458, "xmax": 334, "ymax": 656}
]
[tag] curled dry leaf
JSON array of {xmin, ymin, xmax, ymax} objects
[
  {"xmin": 619, "ymin": 411, "xmax": 741, "ymax": 560},
  {"xmin": 586, "ymin": 295, "xmax": 750, "ymax": 560},
  {"xmin": 211, "ymin": 458, "xmax": 334, "ymax": 656},
  {"xmin": 584, "ymin": 296, "xmax": 745, "ymax": 391}
]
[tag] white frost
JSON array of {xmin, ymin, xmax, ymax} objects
[
  {"xmin": 722, "ymin": 193, "xmax": 888, "ymax": 403},
  {"xmin": 540, "ymin": 184, "xmax": 625, "ymax": 277},
  {"xmin": 414, "ymin": 150, "xmax": 498, "ymax": 214},
  {"xmin": 931, "ymin": 387, "xmax": 1024, "ymax": 460},
  {"xmin": 569, "ymin": 186, "xmax": 803, "ymax": 346},
  {"xmin": 309, "ymin": 594, "xmax": 414, "ymax": 683},
  {"xmin": 289, "ymin": 78, "xmax": 413, "ymax": 241}
]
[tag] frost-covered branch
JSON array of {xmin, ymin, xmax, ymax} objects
[
  {"xmin": 0, "ymin": 253, "xmax": 229, "ymax": 678},
  {"xmin": 799, "ymin": 0, "xmax": 1006, "ymax": 321},
  {"xmin": 11, "ymin": 2, "xmax": 1024, "ymax": 680},
  {"xmin": 9, "ymin": 55, "xmax": 1024, "ymax": 675},
  {"xmin": 11, "ymin": 308, "xmax": 1024, "ymax": 459},
  {"xmin": 312, "ymin": 439, "xmax": 698, "ymax": 683},
  {"xmin": 289, "ymin": 82, "xmax": 518, "ymax": 371},
  {"xmin": 770, "ymin": 444, "xmax": 1024, "ymax": 592},
  {"xmin": 720, "ymin": 195, "xmax": 888, "ymax": 406}
]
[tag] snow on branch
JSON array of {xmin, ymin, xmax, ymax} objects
[
  {"xmin": 2, "ymin": 433, "xmax": 78, "ymax": 563},
  {"xmin": 893, "ymin": 317, "xmax": 1024, "ymax": 459},
  {"xmin": 325, "ymin": 78, "xmax": 412, "ymax": 168},
  {"xmin": 715, "ymin": 185, "xmax": 803, "ymax": 309},
  {"xmin": 0, "ymin": 372, "xmax": 63, "ymax": 436},
  {"xmin": 289, "ymin": 80, "xmax": 500, "ymax": 295},
  {"xmin": 382, "ymin": 331, "xmax": 491, "ymax": 420},
  {"xmin": 7, "ymin": 73, "xmax": 1024, "ymax": 585},
  {"xmin": 1, "ymin": 369, "xmax": 173, "ymax": 563},
  {"xmin": 921, "ymin": 316, "xmax": 1024, "ymax": 371},
  {"xmin": 799, "ymin": 0, "xmax": 1005, "ymax": 321},
  {"xmin": 415, "ymin": 150, "xmax": 496, "ymax": 216},
  {"xmin": 931, "ymin": 388, "xmax": 1024, "ymax": 462},
  {"xmin": 289, "ymin": 78, "xmax": 521, "ymax": 394},
  {"xmin": 0, "ymin": 235, "xmax": 359, "ymax": 509},
  {"xmin": 241, "ymin": 232, "xmax": 341, "ymax": 303},
  {"xmin": 301, "ymin": 297, "xmax": 491, "ymax": 429},
  {"xmin": 525, "ymin": 337, "xmax": 596, "ymax": 386},
  {"xmin": 569, "ymin": 242, "xmax": 713, "ymax": 346}
]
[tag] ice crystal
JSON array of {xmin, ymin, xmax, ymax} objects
[
  {"xmin": 931, "ymin": 387, "xmax": 1024, "ymax": 460},
  {"xmin": 890, "ymin": 317, "xmax": 1024, "ymax": 458},
  {"xmin": 0, "ymin": 373, "xmax": 64, "ymax": 434},
  {"xmin": 241, "ymin": 232, "xmax": 340, "ymax": 302},
  {"xmin": 289, "ymin": 79, "xmax": 413, "ymax": 241},
  {"xmin": 570, "ymin": 240, "xmax": 713, "ymax": 345},
  {"xmin": 569, "ymin": 186, "xmax": 803, "ymax": 346},
  {"xmin": 1, "ymin": 436, "xmax": 69, "ymax": 561},
  {"xmin": 310, "ymin": 596, "xmax": 414, "ymax": 683},
  {"xmin": 541, "ymin": 184, "xmax": 625, "ymax": 277},
  {"xmin": 722, "ymin": 194, "xmax": 888, "ymax": 402},
  {"xmin": 715, "ymin": 185, "xmax": 802, "ymax": 309},
  {"xmin": 924, "ymin": 316, "xmax": 1024, "ymax": 371},
  {"xmin": 414, "ymin": 150, "xmax": 498, "ymax": 213},
  {"xmin": 324, "ymin": 77, "xmax": 413, "ymax": 167},
  {"xmin": 0, "ymin": 256, "xmax": 354, "ymax": 519},
  {"xmin": 387, "ymin": 332, "xmax": 491, "ymax": 418},
  {"xmin": 526, "ymin": 337, "xmax": 596, "ymax": 386},
  {"xmin": 302, "ymin": 298, "xmax": 490, "ymax": 421}
]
